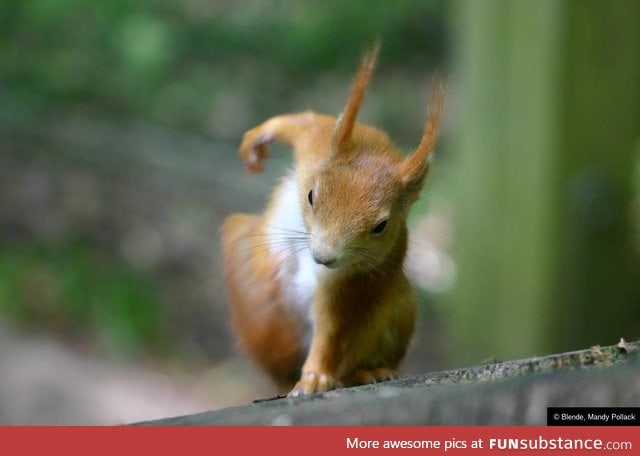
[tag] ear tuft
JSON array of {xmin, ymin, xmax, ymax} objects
[
  {"xmin": 332, "ymin": 41, "xmax": 381, "ymax": 156},
  {"xmin": 399, "ymin": 73, "xmax": 447, "ymax": 192}
]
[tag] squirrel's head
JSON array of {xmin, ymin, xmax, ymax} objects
[{"xmin": 301, "ymin": 43, "xmax": 445, "ymax": 271}]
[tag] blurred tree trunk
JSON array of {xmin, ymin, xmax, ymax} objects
[{"xmin": 449, "ymin": 0, "xmax": 640, "ymax": 365}]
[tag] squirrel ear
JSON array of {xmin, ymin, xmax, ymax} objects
[
  {"xmin": 399, "ymin": 74, "xmax": 446, "ymax": 192},
  {"xmin": 332, "ymin": 41, "xmax": 381, "ymax": 156}
]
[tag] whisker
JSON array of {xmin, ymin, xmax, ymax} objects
[{"xmin": 220, "ymin": 216, "xmax": 312, "ymax": 287}]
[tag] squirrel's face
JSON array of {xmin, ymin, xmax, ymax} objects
[
  {"xmin": 302, "ymin": 156, "xmax": 412, "ymax": 271},
  {"xmin": 292, "ymin": 43, "xmax": 441, "ymax": 273}
]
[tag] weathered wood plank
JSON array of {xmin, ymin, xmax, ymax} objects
[{"xmin": 135, "ymin": 339, "xmax": 639, "ymax": 425}]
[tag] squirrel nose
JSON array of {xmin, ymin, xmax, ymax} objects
[
  {"xmin": 311, "ymin": 246, "xmax": 339, "ymax": 267},
  {"xmin": 312, "ymin": 253, "xmax": 337, "ymax": 267},
  {"xmin": 310, "ymin": 236, "xmax": 342, "ymax": 268}
]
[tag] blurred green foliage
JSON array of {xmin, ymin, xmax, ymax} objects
[
  {"xmin": 0, "ymin": 241, "xmax": 168, "ymax": 358},
  {"xmin": 0, "ymin": 0, "xmax": 446, "ymax": 133},
  {"xmin": 0, "ymin": 1, "xmax": 449, "ymax": 362},
  {"xmin": 1, "ymin": 0, "xmax": 638, "ymax": 371}
]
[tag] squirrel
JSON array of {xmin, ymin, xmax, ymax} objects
[{"xmin": 220, "ymin": 43, "xmax": 445, "ymax": 396}]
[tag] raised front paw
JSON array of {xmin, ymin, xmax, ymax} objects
[
  {"xmin": 347, "ymin": 367, "xmax": 399, "ymax": 386},
  {"xmin": 288, "ymin": 372, "xmax": 336, "ymax": 397},
  {"xmin": 239, "ymin": 130, "xmax": 273, "ymax": 174}
]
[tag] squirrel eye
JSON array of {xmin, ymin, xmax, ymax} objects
[
  {"xmin": 308, "ymin": 189, "xmax": 314, "ymax": 207},
  {"xmin": 371, "ymin": 219, "xmax": 388, "ymax": 235}
]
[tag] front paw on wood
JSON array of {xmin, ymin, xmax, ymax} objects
[
  {"xmin": 348, "ymin": 367, "xmax": 399, "ymax": 386},
  {"xmin": 288, "ymin": 372, "xmax": 336, "ymax": 397}
]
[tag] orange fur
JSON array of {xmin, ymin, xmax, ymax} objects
[
  {"xmin": 221, "ymin": 214, "xmax": 305, "ymax": 388},
  {"xmin": 221, "ymin": 45, "xmax": 445, "ymax": 396}
]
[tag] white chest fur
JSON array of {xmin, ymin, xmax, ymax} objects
[{"xmin": 266, "ymin": 173, "xmax": 323, "ymax": 328}]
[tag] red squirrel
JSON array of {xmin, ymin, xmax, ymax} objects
[{"xmin": 221, "ymin": 43, "xmax": 445, "ymax": 396}]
